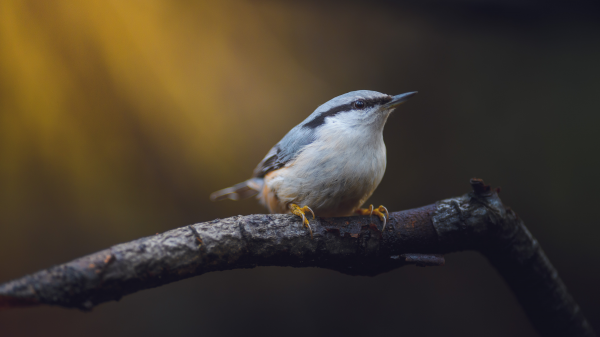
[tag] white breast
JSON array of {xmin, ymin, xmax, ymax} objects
[{"xmin": 265, "ymin": 124, "xmax": 387, "ymax": 217}]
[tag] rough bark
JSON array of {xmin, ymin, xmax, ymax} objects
[{"xmin": 0, "ymin": 179, "xmax": 594, "ymax": 337}]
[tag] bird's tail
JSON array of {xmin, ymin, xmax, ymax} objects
[{"xmin": 210, "ymin": 178, "xmax": 262, "ymax": 201}]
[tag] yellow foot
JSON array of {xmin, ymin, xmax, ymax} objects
[
  {"xmin": 290, "ymin": 204, "xmax": 315, "ymax": 239},
  {"xmin": 356, "ymin": 204, "xmax": 389, "ymax": 231}
]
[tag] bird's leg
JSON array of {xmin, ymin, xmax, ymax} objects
[
  {"xmin": 356, "ymin": 204, "xmax": 389, "ymax": 231},
  {"xmin": 290, "ymin": 204, "xmax": 315, "ymax": 239}
]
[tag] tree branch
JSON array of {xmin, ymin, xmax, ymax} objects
[{"xmin": 0, "ymin": 179, "xmax": 594, "ymax": 337}]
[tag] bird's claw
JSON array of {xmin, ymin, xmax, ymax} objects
[
  {"xmin": 291, "ymin": 204, "xmax": 315, "ymax": 239},
  {"xmin": 357, "ymin": 204, "xmax": 389, "ymax": 231}
]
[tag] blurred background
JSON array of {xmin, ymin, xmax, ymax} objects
[{"xmin": 1, "ymin": 1, "xmax": 599, "ymax": 336}]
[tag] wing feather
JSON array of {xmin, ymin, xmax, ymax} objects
[{"xmin": 252, "ymin": 125, "xmax": 316, "ymax": 178}]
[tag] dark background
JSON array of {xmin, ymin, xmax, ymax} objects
[{"xmin": 1, "ymin": 1, "xmax": 599, "ymax": 336}]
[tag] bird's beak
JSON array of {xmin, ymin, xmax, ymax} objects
[{"xmin": 383, "ymin": 91, "xmax": 418, "ymax": 109}]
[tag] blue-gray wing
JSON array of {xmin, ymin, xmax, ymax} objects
[{"xmin": 252, "ymin": 125, "xmax": 316, "ymax": 178}]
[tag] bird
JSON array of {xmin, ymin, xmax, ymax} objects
[{"xmin": 210, "ymin": 90, "xmax": 417, "ymax": 238}]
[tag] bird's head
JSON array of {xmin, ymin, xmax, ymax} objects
[{"xmin": 302, "ymin": 90, "xmax": 417, "ymax": 131}]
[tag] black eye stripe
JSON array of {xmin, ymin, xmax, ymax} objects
[
  {"xmin": 303, "ymin": 95, "xmax": 393, "ymax": 129},
  {"xmin": 361, "ymin": 96, "xmax": 393, "ymax": 107},
  {"xmin": 303, "ymin": 103, "xmax": 353, "ymax": 129}
]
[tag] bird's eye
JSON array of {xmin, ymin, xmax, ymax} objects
[{"xmin": 353, "ymin": 100, "xmax": 365, "ymax": 109}]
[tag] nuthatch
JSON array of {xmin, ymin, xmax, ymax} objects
[{"xmin": 211, "ymin": 90, "xmax": 417, "ymax": 238}]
